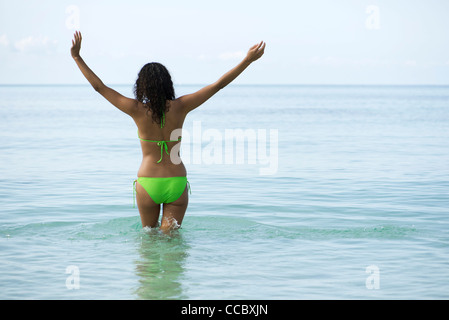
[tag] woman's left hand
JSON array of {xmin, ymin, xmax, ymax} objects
[{"xmin": 71, "ymin": 31, "xmax": 82, "ymax": 59}]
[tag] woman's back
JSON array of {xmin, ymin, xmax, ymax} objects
[{"xmin": 133, "ymin": 99, "xmax": 187, "ymax": 177}]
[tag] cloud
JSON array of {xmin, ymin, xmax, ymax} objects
[
  {"xmin": 218, "ymin": 51, "xmax": 245, "ymax": 61},
  {"xmin": 404, "ymin": 60, "xmax": 417, "ymax": 67},
  {"xmin": 309, "ymin": 56, "xmax": 343, "ymax": 67},
  {"xmin": 304, "ymin": 56, "xmax": 393, "ymax": 67},
  {"xmin": 0, "ymin": 34, "xmax": 9, "ymax": 47},
  {"xmin": 13, "ymin": 35, "xmax": 57, "ymax": 54},
  {"xmin": 195, "ymin": 51, "xmax": 246, "ymax": 61},
  {"xmin": 301, "ymin": 56, "xmax": 449, "ymax": 68}
]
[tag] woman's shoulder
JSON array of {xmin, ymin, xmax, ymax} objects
[{"xmin": 168, "ymin": 99, "xmax": 185, "ymax": 115}]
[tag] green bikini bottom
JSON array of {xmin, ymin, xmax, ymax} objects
[{"xmin": 133, "ymin": 177, "xmax": 190, "ymax": 206}]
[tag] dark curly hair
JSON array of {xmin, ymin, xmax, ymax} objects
[{"xmin": 133, "ymin": 62, "xmax": 175, "ymax": 125}]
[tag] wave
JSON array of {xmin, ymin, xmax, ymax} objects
[
  {"xmin": 0, "ymin": 214, "xmax": 419, "ymax": 242},
  {"xmin": 182, "ymin": 215, "xmax": 419, "ymax": 241},
  {"xmin": 0, "ymin": 216, "xmax": 142, "ymax": 241}
]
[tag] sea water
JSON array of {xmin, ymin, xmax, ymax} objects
[{"xmin": 0, "ymin": 84, "xmax": 448, "ymax": 299}]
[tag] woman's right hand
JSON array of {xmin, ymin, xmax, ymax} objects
[{"xmin": 245, "ymin": 41, "xmax": 266, "ymax": 63}]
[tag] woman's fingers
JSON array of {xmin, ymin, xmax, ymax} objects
[
  {"xmin": 252, "ymin": 41, "xmax": 263, "ymax": 50},
  {"xmin": 259, "ymin": 42, "xmax": 266, "ymax": 54},
  {"xmin": 246, "ymin": 41, "xmax": 266, "ymax": 62},
  {"xmin": 72, "ymin": 31, "xmax": 82, "ymax": 47},
  {"xmin": 254, "ymin": 42, "xmax": 265, "ymax": 56},
  {"xmin": 253, "ymin": 41, "xmax": 265, "ymax": 53}
]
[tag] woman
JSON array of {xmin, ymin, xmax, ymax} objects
[{"xmin": 71, "ymin": 31, "xmax": 266, "ymax": 232}]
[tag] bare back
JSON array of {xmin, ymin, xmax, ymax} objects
[{"xmin": 132, "ymin": 99, "xmax": 187, "ymax": 178}]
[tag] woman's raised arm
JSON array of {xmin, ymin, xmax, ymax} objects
[
  {"xmin": 178, "ymin": 41, "xmax": 266, "ymax": 115},
  {"xmin": 71, "ymin": 31, "xmax": 138, "ymax": 116}
]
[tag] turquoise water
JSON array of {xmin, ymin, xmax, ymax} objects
[{"xmin": 1, "ymin": 84, "xmax": 448, "ymax": 299}]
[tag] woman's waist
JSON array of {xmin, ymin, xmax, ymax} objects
[
  {"xmin": 138, "ymin": 158, "xmax": 186, "ymax": 177},
  {"xmin": 140, "ymin": 144, "xmax": 182, "ymax": 164}
]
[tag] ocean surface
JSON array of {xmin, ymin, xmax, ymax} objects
[{"xmin": 0, "ymin": 84, "xmax": 448, "ymax": 299}]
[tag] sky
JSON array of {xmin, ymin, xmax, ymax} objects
[{"xmin": 0, "ymin": 0, "xmax": 448, "ymax": 85}]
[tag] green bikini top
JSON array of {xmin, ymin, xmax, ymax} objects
[{"xmin": 138, "ymin": 112, "xmax": 181, "ymax": 163}]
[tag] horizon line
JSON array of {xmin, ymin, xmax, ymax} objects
[{"xmin": 1, "ymin": 83, "xmax": 449, "ymax": 87}]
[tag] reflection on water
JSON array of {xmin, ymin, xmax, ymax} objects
[{"xmin": 133, "ymin": 228, "xmax": 190, "ymax": 299}]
